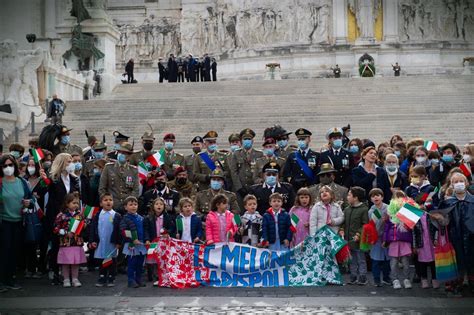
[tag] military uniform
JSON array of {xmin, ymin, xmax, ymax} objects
[
  {"xmin": 129, "ymin": 150, "xmax": 155, "ymax": 166},
  {"xmin": 308, "ymin": 182, "xmax": 348, "ymax": 209},
  {"xmin": 139, "ymin": 186, "xmax": 180, "ymax": 216},
  {"xmin": 320, "ymin": 128, "xmax": 354, "ymax": 188},
  {"xmin": 253, "ymin": 156, "xmax": 286, "ymax": 184},
  {"xmin": 274, "ymin": 146, "xmax": 293, "ymax": 160},
  {"xmin": 107, "ymin": 131, "xmax": 130, "ymax": 161},
  {"xmin": 249, "ymin": 182, "xmax": 295, "ymax": 216},
  {"xmin": 162, "ymin": 151, "xmax": 185, "ymax": 180},
  {"xmin": 168, "ymin": 179, "xmax": 197, "ymax": 200},
  {"xmin": 194, "ymin": 188, "xmax": 240, "ymax": 217}
]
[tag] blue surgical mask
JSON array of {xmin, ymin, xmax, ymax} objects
[
  {"xmin": 113, "ymin": 143, "xmax": 121, "ymax": 150},
  {"xmin": 349, "ymin": 145, "xmax": 359, "ymax": 153},
  {"xmin": 74, "ymin": 162, "xmax": 82, "ymax": 171},
  {"xmin": 210, "ymin": 179, "xmax": 222, "ymax": 190},
  {"xmin": 9, "ymin": 151, "xmax": 20, "ymax": 159},
  {"xmin": 117, "ymin": 153, "xmax": 127, "ymax": 164},
  {"xmin": 263, "ymin": 148, "xmax": 274, "ymax": 156},
  {"xmin": 442, "ymin": 154, "xmax": 454, "ymax": 163},
  {"xmin": 230, "ymin": 145, "xmax": 240, "ymax": 152},
  {"xmin": 208, "ymin": 144, "xmax": 218, "ymax": 152},
  {"xmin": 61, "ymin": 136, "xmax": 70, "ymax": 145},
  {"xmin": 277, "ymin": 140, "xmax": 288, "ymax": 148},
  {"xmin": 265, "ymin": 175, "xmax": 277, "ymax": 186},
  {"xmin": 242, "ymin": 139, "xmax": 253, "ymax": 150},
  {"xmin": 394, "ymin": 150, "xmax": 401, "ymax": 157},
  {"xmin": 94, "ymin": 151, "xmax": 104, "ymax": 159},
  {"xmin": 430, "ymin": 159, "xmax": 439, "ymax": 166},
  {"xmin": 164, "ymin": 142, "xmax": 174, "ymax": 150},
  {"xmin": 298, "ymin": 140, "xmax": 307, "ymax": 150},
  {"xmin": 93, "ymin": 168, "xmax": 101, "ymax": 176},
  {"xmin": 332, "ymin": 139, "xmax": 343, "ymax": 149}
]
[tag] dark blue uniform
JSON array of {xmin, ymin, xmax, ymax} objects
[
  {"xmin": 320, "ymin": 148, "xmax": 353, "ymax": 187},
  {"xmin": 283, "ymin": 149, "xmax": 320, "ymax": 191}
]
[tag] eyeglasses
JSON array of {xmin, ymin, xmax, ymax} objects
[{"xmin": 2, "ymin": 163, "xmax": 14, "ymax": 168}]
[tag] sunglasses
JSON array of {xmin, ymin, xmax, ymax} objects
[{"xmin": 2, "ymin": 163, "xmax": 14, "ymax": 168}]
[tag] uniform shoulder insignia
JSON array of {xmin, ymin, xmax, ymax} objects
[
  {"xmin": 129, "ymin": 165, "xmax": 137, "ymax": 169},
  {"xmin": 176, "ymin": 153, "xmax": 184, "ymax": 157},
  {"xmin": 105, "ymin": 162, "xmax": 114, "ymax": 166}
]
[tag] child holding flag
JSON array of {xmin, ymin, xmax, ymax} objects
[
  {"xmin": 206, "ymin": 194, "xmax": 239, "ymax": 244},
  {"xmin": 310, "ymin": 186, "xmax": 344, "ymax": 235},
  {"xmin": 175, "ymin": 198, "xmax": 202, "ymax": 243},
  {"xmin": 261, "ymin": 193, "xmax": 292, "ymax": 251},
  {"xmin": 89, "ymin": 193, "xmax": 122, "ymax": 287},
  {"xmin": 240, "ymin": 194, "xmax": 262, "ymax": 246},
  {"xmin": 53, "ymin": 192, "xmax": 86, "ymax": 287},
  {"xmin": 405, "ymin": 166, "xmax": 438, "ymax": 210},
  {"xmin": 289, "ymin": 188, "xmax": 312, "ymax": 246}
]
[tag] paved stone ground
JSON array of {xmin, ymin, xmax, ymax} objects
[{"xmin": 1, "ymin": 270, "xmax": 473, "ymax": 314}]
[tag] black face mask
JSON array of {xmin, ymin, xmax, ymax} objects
[
  {"xmin": 192, "ymin": 147, "xmax": 201, "ymax": 154},
  {"xmin": 155, "ymin": 181, "xmax": 166, "ymax": 190},
  {"xmin": 143, "ymin": 143, "xmax": 153, "ymax": 151},
  {"xmin": 176, "ymin": 177, "xmax": 187, "ymax": 185}
]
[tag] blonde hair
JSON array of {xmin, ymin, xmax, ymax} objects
[
  {"xmin": 319, "ymin": 185, "xmax": 336, "ymax": 203},
  {"xmin": 149, "ymin": 197, "xmax": 166, "ymax": 215},
  {"xmin": 50, "ymin": 153, "xmax": 73, "ymax": 181},
  {"xmin": 178, "ymin": 197, "xmax": 194, "ymax": 211},
  {"xmin": 450, "ymin": 172, "xmax": 469, "ymax": 187}
]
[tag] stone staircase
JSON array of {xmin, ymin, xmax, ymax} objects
[{"xmin": 51, "ymin": 76, "xmax": 474, "ymax": 151}]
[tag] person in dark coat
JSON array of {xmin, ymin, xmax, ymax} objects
[
  {"xmin": 167, "ymin": 54, "xmax": 178, "ymax": 83},
  {"xmin": 203, "ymin": 54, "xmax": 211, "ymax": 81},
  {"xmin": 429, "ymin": 143, "xmax": 460, "ymax": 187},
  {"xmin": 392, "ymin": 62, "xmax": 401, "ymax": 76},
  {"xmin": 187, "ymin": 55, "xmax": 196, "ymax": 82},
  {"xmin": 177, "ymin": 57, "xmax": 185, "ymax": 82},
  {"xmin": 139, "ymin": 170, "xmax": 180, "ymax": 216},
  {"xmin": 158, "ymin": 58, "xmax": 165, "ymax": 83},
  {"xmin": 382, "ymin": 153, "xmax": 409, "ymax": 202},
  {"xmin": 195, "ymin": 58, "xmax": 201, "ymax": 82},
  {"xmin": 125, "ymin": 59, "xmax": 134, "ymax": 83},
  {"xmin": 211, "ymin": 58, "xmax": 217, "ymax": 81}
]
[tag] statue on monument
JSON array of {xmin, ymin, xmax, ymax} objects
[
  {"xmin": 348, "ymin": 0, "xmax": 380, "ymax": 41},
  {"xmin": 70, "ymin": 0, "xmax": 91, "ymax": 24}
]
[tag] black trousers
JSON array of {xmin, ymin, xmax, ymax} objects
[
  {"xmin": 0, "ymin": 220, "xmax": 22, "ymax": 285},
  {"xmin": 127, "ymin": 71, "xmax": 134, "ymax": 83},
  {"xmin": 99, "ymin": 258, "xmax": 117, "ymax": 280}
]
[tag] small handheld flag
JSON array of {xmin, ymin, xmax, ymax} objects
[
  {"xmin": 69, "ymin": 218, "xmax": 85, "ymax": 235},
  {"xmin": 176, "ymin": 216, "xmax": 184, "ymax": 233},
  {"xmin": 147, "ymin": 148, "xmax": 166, "ymax": 167},
  {"xmin": 138, "ymin": 161, "xmax": 150, "ymax": 181},
  {"xmin": 424, "ymin": 141, "xmax": 438, "ymax": 151},
  {"xmin": 372, "ymin": 208, "xmax": 382, "ymax": 220},
  {"xmin": 82, "ymin": 205, "xmax": 100, "ymax": 220},
  {"xmin": 123, "ymin": 229, "xmax": 138, "ymax": 240},
  {"xmin": 459, "ymin": 163, "xmax": 472, "ymax": 178},
  {"xmin": 31, "ymin": 148, "xmax": 45, "ymax": 163},
  {"xmin": 396, "ymin": 203, "xmax": 424, "ymax": 229},
  {"xmin": 290, "ymin": 213, "xmax": 299, "ymax": 233},
  {"xmin": 232, "ymin": 214, "xmax": 241, "ymax": 226},
  {"xmin": 147, "ymin": 243, "xmax": 158, "ymax": 256}
]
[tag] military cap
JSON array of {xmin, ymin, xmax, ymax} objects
[
  {"xmin": 191, "ymin": 136, "xmax": 203, "ymax": 144},
  {"xmin": 210, "ymin": 168, "xmax": 225, "ymax": 179},
  {"xmin": 326, "ymin": 127, "xmax": 343, "ymax": 140},
  {"xmin": 92, "ymin": 141, "xmax": 107, "ymax": 150},
  {"xmin": 228, "ymin": 133, "xmax": 240, "ymax": 143},
  {"xmin": 263, "ymin": 161, "xmax": 281, "ymax": 173},
  {"xmin": 60, "ymin": 126, "xmax": 73, "ymax": 134},
  {"xmin": 155, "ymin": 169, "xmax": 166, "ymax": 178},
  {"xmin": 117, "ymin": 142, "xmax": 133, "ymax": 154},
  {"xmin": 317, "ymin": 163, "xmax": 337, "ymax": 176},
  {"xmin": 163, "ymin": 133, "xmax": 176, "ymax": 141},
  {"xmin": 295, "ymin": 128, "xmax": 312, "ymax": 138},
  {"xmin": 174, "ymin": 166, "xmax": 187, "ymax": 177},
  {"xmin": 93, "ymin": 159, "xmax": 106, "ymax": 169},
  {"xmin": 262, "ymin": 137, "xmax": 276, "ymax": 146},
  {"xmin": 342, "ymin": 124, "xmax": 351, "ymax": 132},
  {"xmin": 141, "ymin": 132, "xmax": 155, "ymax": 141},
  {"xmin": 203, "ymin": 131, "xmax": 218, "ymax": 140},
  {"xmin": 239, "ymin": 128, "xmax": 256, "ymax": 140},
  {"xmin": 112, "ymin": 131, "xmax": 129, "ymax": 142}
]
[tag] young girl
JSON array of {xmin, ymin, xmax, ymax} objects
[
  {"xmin": 205, "ymin": 194, "xmax": 238, "ymax": 244},
  {"xmin": 175, "ymin": 198, "xmax": 202, "ymax": 243},
  {"xmin": 413, "ymin": 211, "xmax": 438, "ymax": 289},
  {"xmin": 144, "ymin": 197, "xmax": 175, "ymax": 284},
  {"xmin": 53, "ymin": 192, "xmax": 86, "ymax": 287},
  {"xmin": 310, "ymin": 186, "xmax": 344, "ymax": 235},
  {"xmin": 289, "ymin": 188, "xmax": 312, "ymax": 246},
  {"xmin": 241, "ymin": 194, "xmax": 262, "ymax": 246}
]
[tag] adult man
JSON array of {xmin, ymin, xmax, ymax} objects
[
  {"xmin": 185, "ymin": 136, "xmax": 203, "ymax": 182},
  {"xmin": 226, "ymin": 133, "xmax": 241, "ymax": 191},
  {"xmin": 107, "ymin": 131, "xmax": 129, "ymax": 161},
  {"xmin": 82, "ymin": 134, "xmax": 97, "ymax": 162},
  {"xmin": 332, "ymin": 64, "xmax": 341, "ymax": 78},
  {"xmin": 158, "ymin": 58, "xmax": 165, "ymax": 83},
  {"xmin": 139, "ymin": 169, "xmax": 180, "ymax": 216},
  {"xmin": 125, "ymin": 58, "xmax": 134, "ymax": 83},
  {"xmin": 308, "ymin": 163, "xmax": 348, "ymax": 208},
  {"xmin": 230, "ymin": 129, "xmax": 263, "ymax": 199},
  {"xmin": 392, "ymin": 62, "xmax": 401, "ymax": 76},
  {"xmin": 167, "ymin": 54, "xmax": 178, "ymax": 82},
  {"xmin": 211, "ymin": 58, "xmax": 217, "ymax": 81},
  {"xmin": 83, "ymin": 140, "xmax": 108, "ymax": 179},
  {"xmin": 99, "ymin": 142, "xmax": 139, "ymax": 214},
  {"xmin": 187, "ymin": 54, "xmax": 196, "ymax": 82},
  {"xmin": 249, "ymin": 161, "xmax": 295, "ymax": 215},
  {"xmin": 272, "ymin": 125, "xmax": 293, "ymax": 160},
  {"xmin": 253, "ymin": 137, "xmax": 285, "ymax": 184},
  {"xmin": 52, "ymin": 126, "xmax": 82, "ymax": 157},
  {"xmin": 167, "ymin": 166, "xmax": 197, "ymax": 200},
  {"xmin": 203, "ymin": 53, "xmax": 211, "ymax": 81},
  {"xmin": 47, "ymin": 94, "xmax": 65, "ymax": 124},
  {"xmin": 161, "ymin": 133, "xmax": 185, "ymax": 180},
  {"xmin": 320, "ymin": 127, "xmax": 353, "ymax": 187},
  {"xmin": 195, "ymin": 169, "xmax": 240, "ymax": 217},
  {"xmin": 129, "ymin": 131, "xmax": 155, "ymax": 166},
  {"xmin": 342, "ymin": 124, "xmax": 351, "ymax": 148},
  {"xmin": 283, "ymin": 128, "xmax": 320, "ymax": 191},
  {"xmin": 177, "ymin": 57, "xmax": 185, "ymax": 82},
  {"xmin": 193, "ymin": 131, "xmax": 228, "ymax": 191}
]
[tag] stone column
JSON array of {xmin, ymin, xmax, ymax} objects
[
  {"xmin": 44, "ymin": 0, "xmax": 57, "ymax": 38},
  {"xmin": 333, "ymin": 0, "xmax": 348, "ymax": 44},
  {"xmin": 383, "ymin": 0, "xmax": 399, "ymax": 42}
]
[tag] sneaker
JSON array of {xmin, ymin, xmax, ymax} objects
[
  {"xmin": 24, "ymin": 271, "xmax": 33, "ymax": 279},
  {"xmin": 382, "ymin": 278, "xmax": 391, "ymax": 286},
  {"xmin": 6, "ymin": 283, "xmax": 21, "ymax": 290},
  {"xmin": 348, "ymin": 276, "xmax": 358, "ymax": 285},
  {"xmin": 107, "ymin": 280, "xmax": 115, "ymax": 287},
  {"xmin": 63, "ymin": 279, "xmax": 71, "ymax": 287},
  {"xmin": 95, "ymin": 276, "xmax": 106, "ymax": 287},
  {"xmin": 358, "ymin": 276, "xmax": 368, "ymax": 285},
  {"xmin": 393, "ymin": 279, "xmax": 402, "ymax": 289},
  {"xmin": 153, "ymin": 281, "xmax": 159, "ymax": 287},
  {"xmin": 432, "ymin": 279, "xmax": 440, "ymax": 289},
  {"xmin": 32, "ymin": 272, "xmax": 43, "ymax": 279},
  {"xmin": 374, "ymin": 281, "xmax": 382, "ymax": 287},
  {"xmin": 403, "ymin": 279, "xmax": 412, "ymax": 289},
  {"xmin": 128, "ymin": 280, "xmax": 139, "ymax": 288},
  {"xmin": 72, "ymin": 278, "xmax": 82, "ymax": 287},
  {"xmin": 421, "ymin": 279, "xmax": 429, "ymax": 289}
]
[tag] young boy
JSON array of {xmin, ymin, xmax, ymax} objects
[
  {"xmin": 175, "ymin": 198, "xmax": 202, "ymax": 243},
  {"xmin": 90, "ymin": 193, "xmax": 122, "ymax": 287},
  {"xmin": 344, "ymin": 186, "xmax": 369, "ymax": 285},
  {"xmin": 261, "ymin": 193, "xmax": 292, "ymax": 251},
  {"xmin": 405, "ymin": 165, "xmax": 437, "ymax": 209},
  {"xmin": 120, "ymin": 196, "xmax": 147, "ymax": 288},
  {"xmin": 368, "ymin": 188, "xmax": 390, "ymax": 287},
  {"xmin": 241, "ymin": 194, "xmax": 262, "ymax": 246}
]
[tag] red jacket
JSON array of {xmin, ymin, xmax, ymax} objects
[{"xmin": 205, "ymin": 210, "xmax": 238, "ymax": 244}]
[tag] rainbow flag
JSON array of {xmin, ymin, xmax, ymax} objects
[
  {"xmin": 435, "ymin": 242, "xmax": 458, "ymax": 282},
  {"xmin": 396, "ymin": 203, "xmax": 424, "ymax": 229}
]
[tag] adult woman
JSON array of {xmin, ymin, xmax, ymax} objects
[
  {"xmin": 348, "ymin": 138, "xmax": 363, "ymax": 166},
  {"xmin": 402, "ymin": 146, "xmax": 430, "ymax": 175},
  {"xmin": 383, "ymin": 153, "xmax": 408, "ymax": 201},
  {"xmin": 0, "ymin": 155, "xmax": 33, "ymax": 291},
  {"xmin": 462, "ymin": 144, "xmax": 474, "ymax": 183},
  {"xmin": 44, "ymin": 153, "xmax": 79, "ymax": 285},
  {"xmin": 390, "ymin": 135, "xmax": 403, "ymax": 148},
  {"xmin": 352, "ymin": 147, "xmax": 391, "ymax": 204}
]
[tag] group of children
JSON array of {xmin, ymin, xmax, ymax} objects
[{"xmin": 52, "ymin": 167, "xmax": 446, "ymax": 290}]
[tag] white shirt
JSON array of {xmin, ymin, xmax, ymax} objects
[
  {"xmin": 182, "ymin": 215, "xmax": 192, "ymax": 243},
  {"xmin": 61, "ymin": 173, "xmax": 70, "ymax": 193}
]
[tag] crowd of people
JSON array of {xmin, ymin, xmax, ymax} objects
[{"xmin": 0, "ymin": 124, "xmax": 473, "ymax": 295}]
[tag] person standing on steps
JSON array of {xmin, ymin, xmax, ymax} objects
[
  {"xmin": 203, "ymin": 54, "xmax": 211, "ymax": 81},
  {"xmin": 125, "ymin": 58, "xmax": 134, "ymax": 83},
  {"xmin": 392, "ymin": 62, "xmax": 401, "ymax": 76},
  {"xmin": 167, "ymin": 54, "xmax": 178, "ymax": 83},
  {"xmin": 211, "ymin": 58, "xmax": 217, "ymax": 81},
  {"xmin": 332, "ymin": 64, "xmax": 341, "ymax": 78},
  {"xmin": 158, "ymin": 58, "xmax": 165, "ymax": 83}
]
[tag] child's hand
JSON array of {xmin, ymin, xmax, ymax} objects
[
  {"xmin": 133, "ymin": 239, "xmax": 141, "ymax": 245},
  {"xmin": 176, "ymin": 233, "xmax": 180, "ymax": 239},
  {"xmin": 239, "ymin": 227, "xmax": 244, "ymax": 234},
  {"xmin": 353, "ymin": 233, "xmax": 360, "ymax": 242},
  {"xmin": 283, "ymin": 239, "xmax": 289, "ymax": 247},
  {"xmin": 90, "ymin": 242, "xmax": 97, "ymax": 249},
  {"xmin": 193, "ymin": 237, "xmax": 200, "ymax": 243},
  {"xmin": 226, "ymin": 231, "xmax": 232, "ymax": 240},
  {"xmin": 145, "ymin": 240, "xmax": 150, "ymax": 246}
]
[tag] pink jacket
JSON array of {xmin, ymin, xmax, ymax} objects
[{"xmin": 206, "ymin": 210, "xmax": 238, "ymax": 243}]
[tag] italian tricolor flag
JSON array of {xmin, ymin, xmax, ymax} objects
[
  {"xmin": 138, "ymin": 161, "xmax": 149, "ymax": 180},
  {"xmin": 69, "ymin": 218, "xmax": 85, "ymax": 235},
  {"xmin": 396, "ymin": 203, "xmax": 424, "ymax": 229},
  {"xmin": 82, "ymin": 205, "xmax": 100, "ymax": 219},
  {"xmin": 123, "ymin": 229, "xmax": 138, "ymax": 241},
  {"xmin": 147, "ymin": 242, "xmax": 158, "ymax": 256},
  {"xmin": 290, "ymin": 213, "xmax": 299, "ymax": 233},
  {"xmin": 424, "ymin": 140, "xmax": 438, "ymax": 151},
  {"xmin": 176, "ymin": 216, "xmax": 184, "ymax": 233},
  {"xmin": 147, "ymin": 148, "xmax": 166, "ymax": 167},
  {"xmin": 31, "ymin": 148, "xmax": 45, "ymax": 163},
  {"xmin": 371, "ymin": 208, "xmax": 382, "ymax": 220},
  {"xmin": 232, "ymin": 214, "xmax": 241, "ymax": 226}
]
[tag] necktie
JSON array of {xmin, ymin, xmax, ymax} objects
[{"xmin": 301, "ymin": 151, "xmax": 306, "ymax": 159}]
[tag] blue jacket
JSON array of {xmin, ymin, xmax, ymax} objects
[
  {"xmin": 404, "ymin": 182, "xmax": 439, "ymax": 208},
  {"xmin": 351, "ymin": 165, "xmax": 391, "ymax": 204},
  {"xmin": 89, "ymin": 210, "xmax": 122, "ymax": 245},
  {"xmin": 262, "ymin": 209, "xmax": 292, "ymax": 245},
  {"xmin": 177, "ymin": 213, "xmax": 203, "ymax": 241},
  {"xmin": 120, "ymin": 213, "xmax": 145, "ymax": 243}
]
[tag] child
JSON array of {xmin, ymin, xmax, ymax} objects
[
  {"xmin": 206, "ymin": 194, "xmax": 239, "ymax": 244},
  {"xmin": 343, "ymin": 186, "xmax": 369, "ymax": 285},
  {"xmin": 144, "ymin": 197, "xmax": 175, "ymax": 284},
  {"xmin": 310, "ymin": 186, "xmax": 344, "ymax": 235},
  {"xmin": 241, "ymin": 194, "xmax": 262, "ymax": 246},
  {"xmin": 53, "ymin": 192, "xmax": 86, "ymax": 287},
  {"xmin": 290, "ymin": 188, "xmax": 312, "ymax": 246},
  {"xmin": 261, "ymin": 193, "xmax": 292, "ymax": 251},
  {"xmin": 89, "ymin": 193, "xmax": 122, "ymax": 287},
  {"xmin": 383, "ymin": 198, "xmax": 414, "ymax": 290},
  {"xmin": 368, "ymin": 188, "xmax": 391, "ymax": 287},
  {"xmin": 175, "ymin": 197, "xmax": 202, "ymax": 243},
  {"xmin": 413, "ymin": 211, "xmax": 439, "ymax": 289},
  {"xmin": 120, "ymin": 196, "xmax": 147, "ymax": 288},
  {"xmin": 405, "ymin": 165, "xmax": 438, "ymax": 209}
]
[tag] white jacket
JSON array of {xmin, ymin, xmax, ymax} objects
[{"xmin": 310, "ymin": 201, "xmax": 344, "ymax": 235}]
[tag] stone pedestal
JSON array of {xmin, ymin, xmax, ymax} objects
[{"xmin": 333, "ymin": 0, "xmax": 348, "ymax": 44}]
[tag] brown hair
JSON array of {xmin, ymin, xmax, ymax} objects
[
  {"xmin": 243, "ymin": 194, "xmax": 257, "ymax": 206},
  {"xmin": 150, "ymin": 197, "xmax": 166, "ymax": 215},
  {"xmin": 124, "ymin": 195, "xmax": 138, "ymax": 205},
  {"xmin": 390, "ymin": 134, "xmax": 403, "ymax": 147},
  {"xmin": 319, "ymin": 186, "xmax": 335, "ymax": 203},
  {"xmin": 349, "ymin": 186, "xmax": 366, "ymax": 202},
  {"xmin": 361, "ymin": 146, "xmax": 376, "ymax": 159},
  {"xmin": 269, "ymin": 192, "xmax": 283, "ymax": 202},
  {"xmin": 369, "ymin": 188, "xmax": 384, "ymax": 198},
  {"xmin": 99, "ymin": 192, "xmax": 113, "ymax": 202},
  {"xmin": 0, "ymin": 155, "xmax": 20, "ymax": 177},
  {"xmin": 62, "ymin": 192, "xmax": 80, "ymax": 213},
  {"xmin": 178, "ymin": 197, "xmax": 194, "ymax": 211},
  {"xmin": 410, "ymin": 165, "xmax": 427, "ymax": 177},
  {"xmin": 392, "ymin": 190, "xmax": 406, "ymax": 199},
  {"xmin": 210, "ymin": 194, "xmax": 228, "ymax": 212},
  {"xmin": 295, "ymin": 188, "xmax": 313, "ymax": 206}
]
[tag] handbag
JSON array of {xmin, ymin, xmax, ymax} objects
[
  {"xmin": 24, "ymin": 205, "xmax": 43, "ymax": 244},
  {"xmin": 434, "ymin": 227, "xmax": 458, "ymax": 282}
]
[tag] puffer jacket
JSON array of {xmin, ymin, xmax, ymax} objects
[
  {"xmin": 309, "ymin": 201, "xmax": 344, "ymax": 235},
  {"xmin": 261, "ymin": 208, "xmax": 292, "ymax": 245},
  {"xmin": 205, "ymin": 210, "xmax": 238, "ymax": 243},
  {"xmin": 383, "ymin": 219, "xmax": 413, "ymax": 244},
  {"xmin": 343, "ymin": 203, "xmax": 369, "ymax": 249}
]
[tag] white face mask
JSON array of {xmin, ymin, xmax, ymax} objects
[
  {"xmin": 3, "ymin": 166, "xmax": 14, "ymax": 176},
  {"xmin": 66, "ymin": 163, "xmax": 75, "ymax": 174},
  {"xmin": 27, "ymin": 166, "xmax": 36, "ymax": 175},
  {"xmin": 463, "ymin": 154, "xmax": 472, "ymax": 163},
  {"xmin": 453, "ymin": 182, "xmax": 466, "ymax": 193},
  {"xmin": 416, "ymin": 156, "xmax": 426, "ymax": 164}
]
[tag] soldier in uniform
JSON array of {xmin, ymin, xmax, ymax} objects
[
  {"xmin": 320, "ymin": 127, "xmax": 354, "ymax": 188},
  {"xmin": 192, "ymin": 131, "xmax": 229, "ymax": 191},
  {"xmin": 139, "ymin": 169, "xmax": 180, "ymax": 216},
  {"xmin": 52, "ymin": 126, "xmax": 82, "ymax": 157},
  {"xmin": 107, "ymin": 131, "xmax": 130, "ymax": 161},
  {"xmin": 249, "ymin": 161, "xmax": 295, "ymax": 216},
  {"xmin": 82, "ymin": 134, "xmax": 97, "ymax": 162},
  {"xmin": 283, "ymin": 128, "xmax": 320, "ymax": 191},
  {"xmin": 272, "ymin": 125, "xmax": 293, "ymax": 160},
  {"xmin": 253, "ymin": 137, "xmax": 286, "ymax": 184},
  {"xmin": 185, "ymin": 136, "xmax": 203, "ymax": 183},
  {"xmin": 99, "ymin": 142, "xmax": 139, "ymax": 214},
  {"xmin": 161, "ymin": 133, "xmax": 185, "ymax": 181},
  {"xmin": 83, "ymin": 140, "xmax": 108, "ymax": 180},
  {"xmin": 167, "ymin": 166, "xmax": 197, "ymax": 200},
  {"xmin": 129, "ymin": 131, "xmax": 155, "ymax": 166},
  {"xmin": 308, "ymin": 163, "xmax": 348, "ymax": 208},
  {"xmin": 225, "ymin": 133, "xmax": 241, "ymax": 191},
  {"xmin": 229, "ymin": 128, "xmax": 263, "ymax": 200},
  {"xmin": 195, "ymin": 169, "xmax": 240, "ymax": 218},
  {"xmin": 342, "ymin": 124, "xmax": 351, "ymax": 148},
  {"xmin": 332, "ymin": 64, "xmax": 341, "ymax": 78},
  {"xmin": 392, "ymin": 62, "xmax": 401, "ymax": 76}
]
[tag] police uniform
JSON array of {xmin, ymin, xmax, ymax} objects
[
  {"xmin": 161, "ymin": 133, "xmax": 185, "ymax": 180},
  {"xmin": 307, "ymin": 164, "xmax": 349, "ymax": 209},
  {"xmin": 282, "ymin": 128, "xmax": 320, "ymax": 191},
  {"xmin": 107, "ymin": 131, "xmax": 130, "ymax": 161},
  {"xmin": 185, "ymin": 136, "xmax": 203, "ymax": 183},
  {"xmin": 98, "ymin": 142, "xmax": 139, "ymax": 213}
]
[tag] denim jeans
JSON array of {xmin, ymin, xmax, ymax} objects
[
  {"xmin": 372, "ymin": 259, "xmax": 390, "ymax": 283},
  {"xmin": 350, "ymin": 249, "xmax": 367, "ymax": 277},
  {"xmin": 127, "ymin": 255, "xmax": 145, "ymax": 284}
]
